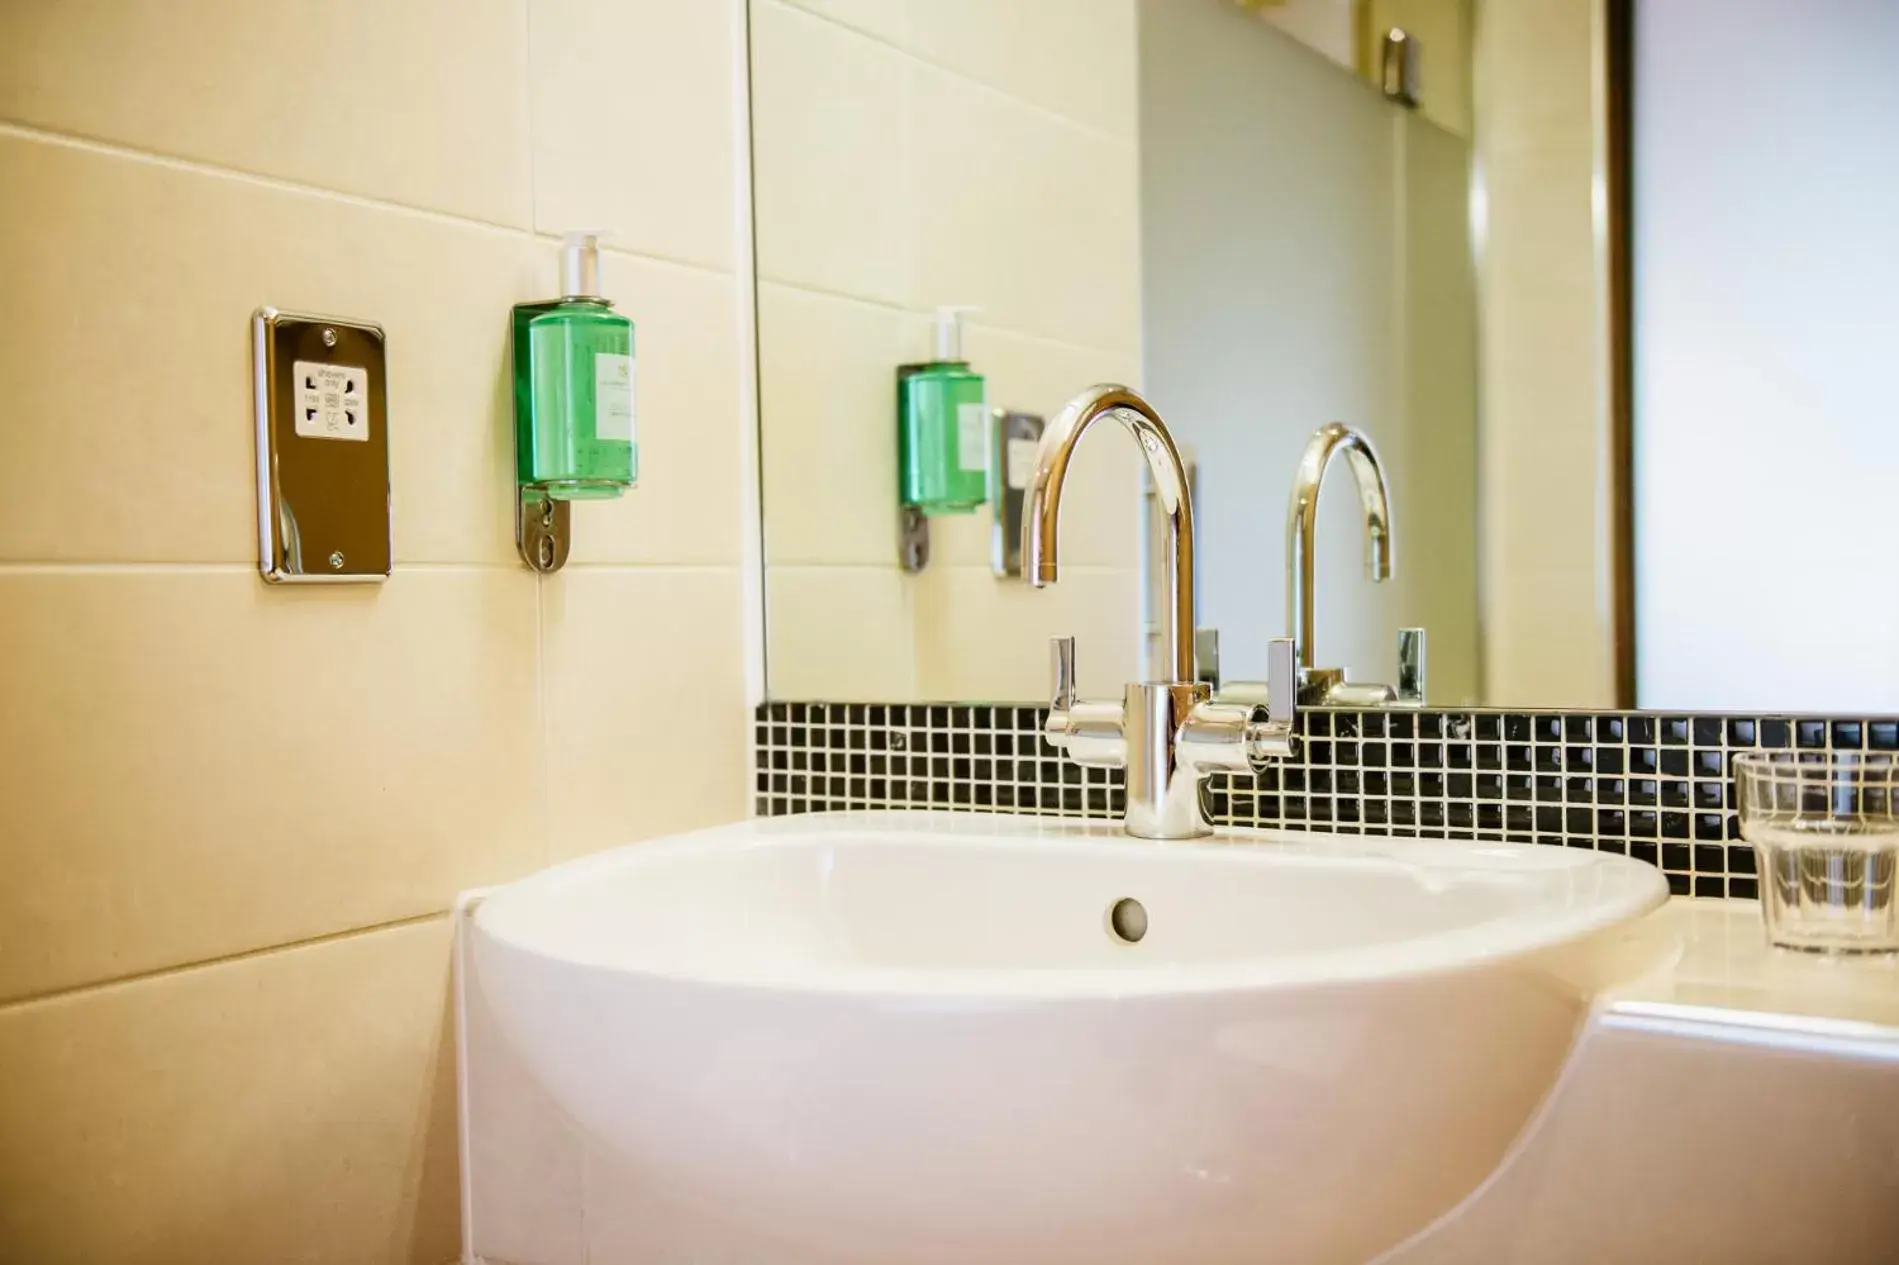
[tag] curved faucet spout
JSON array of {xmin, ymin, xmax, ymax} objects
[
  {"xmin": 1286, "ymin": 422, "xmax": 1393, "ymax": 672},
  {"xmin": 1023, "ymin": 384, "xmax": 1196, "ymax": 684}
]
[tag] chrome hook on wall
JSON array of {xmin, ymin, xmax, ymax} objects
[
  {"xmin": 517, "ymin": 487, "xmax": 572, "ymax": 574},
  {"xmin": 1381, "ymin": 27, "xmax": 1421, "ymax": 109}
]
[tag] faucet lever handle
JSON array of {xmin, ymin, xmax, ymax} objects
[
  {"xmin": 1194, "ymin": 627, "xmax": 1221, "ymax": 691},
  {"xmin": 1396, "ymin": 627, "xmax": 1426, "ymax": 705},
  {"xmin": 1050, "ymin": 635, "xmax": 1077, "ymax": 711},
  {"xmin": 1266, "ymin": 637, "xmax": 1297, "ymax": 727},
  {"xmin": 1241, "ymin": 636, "xmax": 1300, "ymax": 766}
]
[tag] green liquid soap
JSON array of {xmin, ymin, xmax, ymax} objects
[{"xmin": 512, "ymin": 232, "xmax": 637, "ymax": 501}]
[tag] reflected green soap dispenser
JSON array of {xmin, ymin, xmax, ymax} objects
[
  {"xmin": 898, "ymin": 306, "xmax": 987, "ymax": 517},
  {"xmin": 512, "ymin": 231, "xmax": 636, "ymax": 501}
]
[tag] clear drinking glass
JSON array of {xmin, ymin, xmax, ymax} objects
[{"xmin": 1735, "ymin": 752, "xmax": 1899, "ymax": 954}]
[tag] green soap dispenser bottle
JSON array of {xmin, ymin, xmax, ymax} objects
[
  {"xmin": 512, "ymin": 231, "xmax": 636, "ymax": 500},
  {"xmin": 898, "ymin": 305, "xmax": 987, "ymax": 515}
]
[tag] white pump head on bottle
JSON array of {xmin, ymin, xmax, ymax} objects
[
  {"xmin": 933, "ymin": 305, "xmax": 980, "ymax": 361},
  {"xmin": 559, "ymin": 230, "xmax": 612, "ymax": 300}
]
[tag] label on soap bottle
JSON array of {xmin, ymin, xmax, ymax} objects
[
  {"xmin": 956, "ymin": 400, "xmax": 987, "ymax": 473},
  {"xmin": 595, "ymin": 352, "xmax": 635, "ymax": 443}
]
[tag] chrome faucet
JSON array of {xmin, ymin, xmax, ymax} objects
[
  {"xmin": 1024, "ymin": 385, "xmax": 1297, "ymax": 840},
  {"xmin": 1285, "ymin": 422, "xmax": 1424, "ymax": 705}
]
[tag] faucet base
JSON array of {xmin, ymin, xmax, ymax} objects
[{"xmin": 1122, "ymin": 681, "xmax": 1216, "ymax": 840}]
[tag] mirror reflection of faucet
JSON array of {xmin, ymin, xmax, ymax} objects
[
  {"xmin": 1197, "ymin": 422, "xmax": 1427, "ymax": 707},
  {"xmin": 1287, "ymin": 422, "xmax": 1406, "ymax": 704}
]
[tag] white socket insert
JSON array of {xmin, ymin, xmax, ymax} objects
[{"xmin": 293, "ymin": 360, "xmax": 371, "ymax": 441}]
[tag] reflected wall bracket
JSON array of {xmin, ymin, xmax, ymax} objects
[{"xmin": 990, "ymin": 409, "xmax": 1046, "ymax": 578}]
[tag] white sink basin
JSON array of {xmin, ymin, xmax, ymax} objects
[{"xmin": 472, "ymin": 810, "xmax": 1667, "ymax": 1264}]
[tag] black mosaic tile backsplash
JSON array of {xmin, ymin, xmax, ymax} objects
[{"xmin": 755, "ymin": 702, "xmax": 1899, "ymax": 899}]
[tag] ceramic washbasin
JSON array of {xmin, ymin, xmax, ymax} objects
[{"xmin": 471, "ymin": 811, "xmax": 1667, "ymax": 1265}]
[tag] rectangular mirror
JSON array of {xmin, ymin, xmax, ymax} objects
[{"xmin": 751, "ymin": 0, "xmax": 1899, "ymax": 713}]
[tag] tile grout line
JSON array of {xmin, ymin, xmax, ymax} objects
[
  {"xmin": 534, "ymin": 568, "xmax": 558, "ymax": 873},
  {"xmin": 524, "ymin": 0, "xmax": 556, "ymax": 885},
  {"xmin": 0, "ymin": 119, "xmax": 735, "ymax": 281},
  {"xmin": 758, "ymin": 274, "xmax": 1143, "ymax": 364},
  {"xmin": 0, "ymin": 909, "xmax": 452, "ymax": 1013},
  {"xmin": 764, "ymin": 0, "xmax": 1138, "ymax": 149}
]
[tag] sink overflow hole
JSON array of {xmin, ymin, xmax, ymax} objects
[{"xmin": 1108, "ymin": 897, "xmax": 1148, "ymax": 944}]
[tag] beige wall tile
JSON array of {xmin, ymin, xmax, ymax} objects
[
  {"xmin": 752, "ymin": 0, "xmax": 910, "ymax": 303},
  {"xmin": 766, "ymin": 566, "xmax": 918, "ymax": 700},
  {"xmin": 563, "ymin": 247, "xmax": 746, "ymax": 566},
  {"xmin": 0, "ymin": 917, "xmax": 460, "ymax": 1265},
  {"xmin": 0, "ymin": 4, "xmax": 761, "ymax": 1257},
  {"xmin": 529, "ymin": 0, "xmax": 738, "ymax": 270},
  {"xmin": 0, "ymin": 134, "xmax": 542, "ymax": 567},
  {"xmin": 963, "ymin": 322, "xmax": 1142, "ymax": 424},
  {"xmin": 905, "ymin": 0, "xmax": 1138, "ymax": 139},
  {"xmin": 540, "ymin": 569, "xmax": 751, "ymax": 862},
  {"xmin": 907, "ymin": 61, "xmax": 1140, "ymax": 356},
  {"xmin": 0, "ymin": 568, "xmax": 543, "ymax": 1001},
  {"xmin": 915, "ymin": 565, "xmax": 1139, "ymax": 701},
  {"xmin": 0, "ymin": 0, "xmax": 532, "ymax": 228},
  {"xmin": 758, "ymin": 283, "xmax": 929, "ymax": 567}
]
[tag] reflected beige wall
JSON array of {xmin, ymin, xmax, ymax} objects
[
  {"xmin": 1246, "ymin": 0, "xmax": 1473, "ymax": 138},
  {"xmin": 756, "ymin": 0, "xmax": 1144, "ymax": 703},
  {"xmin": 1250, "ymin": 0, "xmax": 1616, "ymax": 707},
  {"xmin": 1474, "ymin": 0, "xmax": 1618, "ymax": 707}
]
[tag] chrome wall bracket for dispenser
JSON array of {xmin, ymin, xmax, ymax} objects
[
  {"xmin": 252, "ymin": 308, "xmax": 392, "ymax": 583},
  {"xmin": 989, "ymin": 409, "xmax": 1045, "ymax": 578},
  {"xmin": 898, "ymin": 504, "xmax": 931, "ymax": 573},
  {"xmin": 517, "ymin": 488, "xmax": 573, "ymax": 574}
]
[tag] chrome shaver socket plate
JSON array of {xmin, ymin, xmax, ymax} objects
[{"xmin": 252, "ymin": 309, "xmax": 392, "ymax": 583}]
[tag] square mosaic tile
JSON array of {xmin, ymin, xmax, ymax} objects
[{"xmin": 755, "ymin": 702, "xmax": 1899, "ymax": 899}]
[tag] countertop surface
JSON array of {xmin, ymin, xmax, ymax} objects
[{"xmin": 1603, "ymin": 897, "xmax": 1899, "ymax": 1045}]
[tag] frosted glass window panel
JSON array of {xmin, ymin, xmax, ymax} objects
[{"xmin": 1634, "ymin": 0, "xmax": 1899, "ymax": 711}]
